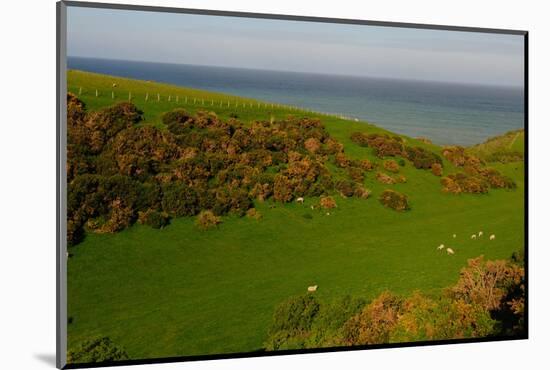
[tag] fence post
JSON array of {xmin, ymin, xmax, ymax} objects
[
  {"xmin": 157, "ymin": 93, "xmax": 160, "ymax": 102},
  {"xmin": 78, "ymin": 87, "xmax": 82, "ymax": 95},
  {"xmin": 95, "ymin": 89, "xmax": 98, "ymax": 97},
  {"xmin": 111, "ymin": 91, "xmax": 114, "ymax": 99},
  {"xmin": 176, "ymin": 96, "xmax": 179, "ymax": 103},
  {"xmin": 145, "ymin": 92, "xmax": 149, "ymax": 101},
  {"xmin": 128, "ymin": 91, "xmax": 132, "ymax": 101},
  {"xmin": 168, "ymin": 95, "xmax": 171, "ymax": 102}
]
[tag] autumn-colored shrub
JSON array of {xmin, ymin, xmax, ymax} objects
[
  {"xmin": 383, "ymin": 160, "xmax": 399, "ymax": 173},
  {"xmin": 195, "ymin": 210, "xmax": 221, "ymax": 230},
  {"xmin": 362, "ymin": 134, "xmax": 405, "ymax": 158},
  {"xmin": 405, "ymin": 146, "xmax": 442, "ymax": 170},
  {"xmin": 431, "ymin": 162, "xmax": 443, "ymax": 176},
  {"xmin": 442, "ymin": 146, "xmax": 482, "ymax": 168},
  {"xmin": 395, "ymin": 174, "xmax": 407, "ymax": 183},
  {"xmin": 162, "ymin": 109, "xmax": 193, "ymax": 135},
  {"xmin": 320, "ymin": 196, "xmax": 337, "ymax": 209},
  {"xmin": 335, "ymin": 180, "xmax": 356, "ymax": 198},
  {"xmin": 342, "ymin": 291, "xmax": 402, "ymax": 345},
  {"xmin": 379, "ymin": 190, "xmax": 409, "ymax": 211},
  {"xmin": 441, "ymin": 173, "xmax": 489, "ymax": 194},
  {"xmin": 347, "ymin": 166, "xmax": 365, "ymax": 183},
  {"xmin": 359, "ymin": 159, "xmax": 375, "ymax": 171},
  {"xmin": 353, "ymin": 186, "xmax": 371, "ymax": 199},
  {"xmin": 304, "ymin": 137, "xmax": 321, "ymax": 154},
  {"xmin": 376, "ymin": 172, "xmax": 396, "ymax": 185},
  {"xmin": 350, "ymin": 132, "xmax": 370, "ymax": 147},
  {"xmin": 334, "ymin": 152, "xmax": 350, "ymax": 168},
  {"xmin": 246, "ymin": 208, "xmax": 262, "ymax": 220}
]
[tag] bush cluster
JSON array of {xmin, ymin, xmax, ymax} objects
[
  {"xmin": 67, "ymin": 95, "xmax": 373, "ymax": 245},
  {"xmin": 265, "ymin": 255, "xmax": 525, "ymax": 350},
  {"xmin": 379, "ymin": 189, "xmax": 410, "ymax": 211}
]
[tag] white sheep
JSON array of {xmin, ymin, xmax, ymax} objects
[
  {"xmin": 446, "ymin": 248, "xmax": 455, "ymax": 255},
  {"xmin": 490, "ymin": 234, "xmax": 496, "ymax": 240},
  {"xmin": 479, "ymin": 231, "xmax": 484, "ymax": 237},
  {"xmin": 437, "ymin": 244, "xmax": 445, "ymax": 250},
  {"xmin": 112, "ymin": 83, "xmax": 117, "ymax": 88},
  {"xmin": 471, "ymin": 234, "xmax": 477, "ymax": 239},
  {"xmin": 326, "ymin": 212, "xmax": 330, "ymax": 216},
  {"xmin": 308, "ymin": 285, "xmax": 318, "ymax": 292},
  {"xmin": 296, "ymin": 197, "xmax": 304, "ymax": 204},
  {"xmin": 453, "ymin": 234, "xmax": 457, "ymax": 238},
  {"xmin": 310, "ymin": 205, "xmax": 314, "ymax": 210}
]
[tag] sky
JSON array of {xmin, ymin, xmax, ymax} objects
[{"xmin": 67, "ymin": 6, "xmax": 525, "ymax": 87}]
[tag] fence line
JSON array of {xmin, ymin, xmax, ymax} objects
[{"xmin": 69, "ymin": 87, "xmax": 360, "ymax": 121}]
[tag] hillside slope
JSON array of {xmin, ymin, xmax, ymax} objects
[{"xmin": 66, "ymin": 70, "xmax": 525, "ymax": 360}]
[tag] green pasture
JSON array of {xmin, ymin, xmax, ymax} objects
[{"xmin": 67, "ymin": 70, "xmax": 525, "ymax": 359}]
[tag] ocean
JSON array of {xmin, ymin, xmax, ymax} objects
[{"xmin": 67, "ymin": 57, "xmax": 524, "ymax": 146}]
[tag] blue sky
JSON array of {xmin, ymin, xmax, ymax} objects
[{"xmin": 67, "ymin": 6, "xmax": 524, "ymax": 86}]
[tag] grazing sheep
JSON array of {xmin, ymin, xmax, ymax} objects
[
  {"xmin": 446, "ymin": 248, "xmax": 455, "ymax": 255},
  {"xmin": 326, "ymin": 212, "xmax": 330, "ymax": 216},
  {"xmin": 296, "ymin": 197, "xmax": 304, "ymax": 204},
  {"xmin": 437, "ymin": 244, "xmax": 445, "ymax": 250},
  {"xmin": 308, "ymin": 285, "xmax": 318, "ymax": 292},
  {"xmin": 479, "ymin": 231, "xmax": 484, "ymax": 237},
  {"xmin": 112, "ymin": 83, "xmax": 117, "ymax": 88},
  {"xmin": 490, "ymin": 234, "xmax": 496, "ymax": 240},
  {"xmin": 453, "ymin": 234, "xmax": 457, "ymax": 238},
  {"xmin": 310, "ymin": 205, "xmax": 314, "ymax": 210},
  {"xmin": 471, "ymin": 234, "xmax": 477, "ymax": 239}
]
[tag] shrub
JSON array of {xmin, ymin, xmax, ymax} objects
[
  {"xmin": 273, "ymin": 174, "xmax": 294, "ymax": 203},
  {"xmin": 342, "ymin": 291, "xmax": 402, "ymax": 345},
  {"xmin": 161, "ymin": 182, "xmax": 199, "ymax": 217},
  {"xmin": 195, "ymin": 210, "xmax": 221, "ymax": 230},
  {"xmin": 302, "ymin": 213, "xmax": 313, "ymax": 219},
  {"xmin": 376, "ymin": 172, "xmax": 396, "ymax": 185},
  {"xmin": 67, "ymin": 337, "xmax": 129, "ymax": 364},
  {"xmin": 334, "ymin": 153, "xmax": 350, "ymax": 168},
  {"xmin": 379, "ymin": 190, "xmax": 409, "ymax": 211},
  {"xmin": 364, "ymin": 134, "xmax": 405, "ymax": 158},
  {"xmin": 319, "ymin": 196, "xmax": 337, "ymax": 209},
  {"xmin": 304, "ymin": 137, "xmax": 321, "ymax": 154},
  {"xmin": 405, "ymin": 146, "xmax": 442, "ymax": 170},
  {"xmin": 353, "ymin": 186, "xmax": 371, "ymax": 199},
  {"xmin": 359, "ymin": 159, "xmax": 375, "ymax": 171},
  {"xmin": 383, "ymin": 160, "xmax": 399, "ymax": 173},
  {"xmin": 350, "ymin": 132, "xmax": 370, "ymax": 147},
  {"xmin": 138, "ymin": 209, "xmax": 170, "ymax": 229},
  {"xmin": 441, "ymin": 173, "xmax": 489, "ymax": 194},
  {"xmin": 266, "ymin": 295, "xmax": 321, "ymax": 350},
  {"xmin": 431, "ymin": 163, "xmax": 443, "ymax": 176},
  {"xmin": 347, "ymin": 166, "xmax": 365, "ymax": 182},
  {"xmin": 336, "ymin": 180, "xmax": 356, "ymax": 197},
  {"xmin": 398, "ymin": 159, "xmax": 406, "ymax": 167},
  {"xmin": 246, "ymin": 208, "xmax": 262, "ymax": 220},
  {"xmin": 442, "ymin": 146, "xmax": 482, "ymax": 168},
  {"xmin": 162, "ymin": 109, "xmax": 192, "ymax": 134}
]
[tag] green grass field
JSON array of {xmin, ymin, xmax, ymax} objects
[{"xmin": 67, "ymin": 70, "xmax": 525, "ymax": 359}]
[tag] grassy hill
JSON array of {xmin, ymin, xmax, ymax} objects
[
  {"xmin": 67, "ymin": 70, "xmax": 525, "ymax": 360},
  {"xmin": 468, "ymin": 129, "xmax": 525, "ymax": 163}
]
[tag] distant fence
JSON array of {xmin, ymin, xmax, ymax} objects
[{"xmin": 70, "ymin": 87, "xmax": 361, "ymax": 122}]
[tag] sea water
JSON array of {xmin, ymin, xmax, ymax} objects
[{"xmin": 68, "ymin": 57, "xmax": 524, "ymax": 146}]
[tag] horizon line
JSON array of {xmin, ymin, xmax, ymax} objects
[{"xmin": 67, "ymin": 55, "xmax": 524, "ymax": 90}]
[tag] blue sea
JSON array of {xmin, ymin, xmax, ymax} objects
[{"xmin": 68, "ymin": 57, "xmax": 524, "ymax": 146}]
